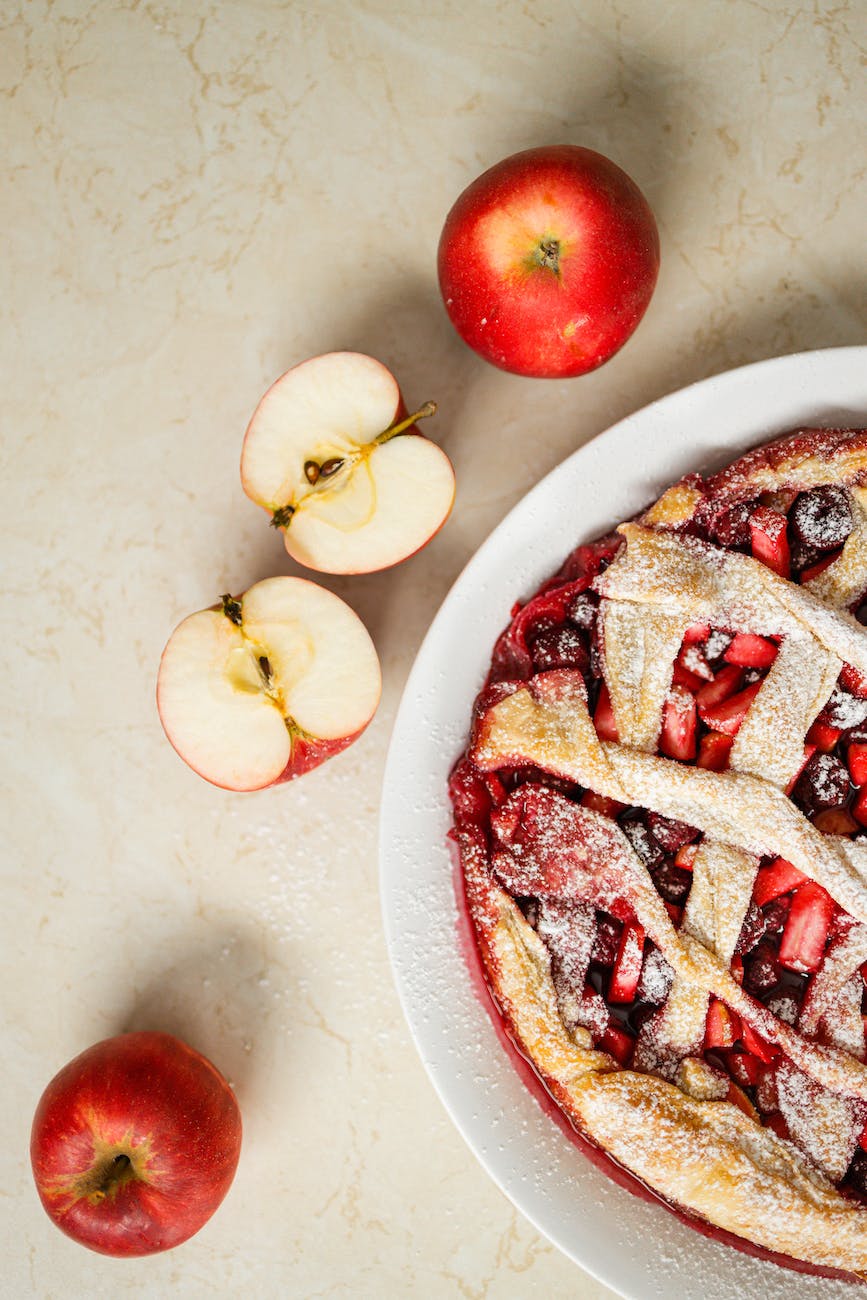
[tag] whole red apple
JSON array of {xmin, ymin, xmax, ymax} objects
[
  {"xmin": 30, "ymin": 1031, "xmax": 242, "ymax": 1256},
  {"xmin": 437, "ymin": 144, "xmax": 660, "ymax": 378}
]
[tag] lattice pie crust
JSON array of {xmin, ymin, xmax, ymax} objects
[{"xmin": 451, "ymin": 428, "xmax": 867, "ymax": 1277}]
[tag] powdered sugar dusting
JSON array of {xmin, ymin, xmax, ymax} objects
[
  {"xmin": 806, "ymin": 484, "xmax": 867, "ymax": 609},
  {"xmin": 387, "ymin": 416, "xmax": 867, "ymax": 1289},
  {"xmin": 776, "ymin": 1060, "xmax": 864, "ymax": 1182}
]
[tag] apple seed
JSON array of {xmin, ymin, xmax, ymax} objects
[
  {"xmin": 319, "ymin": 457, "xmax": 345, "ymax": 478},
  {"xmin": 270, "ymin": 402, "xmax": 437, "ymax": 534}
]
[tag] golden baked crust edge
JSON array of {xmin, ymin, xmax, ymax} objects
[{"xmin": 475, "ymin": 880, "xmax": 867, "ymax": 1279}]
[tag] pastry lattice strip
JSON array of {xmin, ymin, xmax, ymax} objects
[
  {"xmin": 595, "ymin": 522, "xmax": 867, "ymax": 783},
  {"xmin": 475, "ymin": 875, "xmax": 867, "ymax": 1276},
  {"xmin": 489, "ymin": 780, "xmax": 867, "ymax": 1101},
  {"xmin": 475, "ymin": 672, "xmax": 867, "ymax": 921}
]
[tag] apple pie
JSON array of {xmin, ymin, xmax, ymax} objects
[{"xmin": 450, "ymin": 426, "xmax": 867, "ymax": 1279}]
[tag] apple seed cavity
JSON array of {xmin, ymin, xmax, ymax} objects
[
  {"xmin": 269, "ymin": 400, "xmax": 437, "ymax": 533},
  {"xmin": 241, "ymin": 353, "xmax": 455, "ymax": 575},
  {"xmin": 219, "ymin": 595, "xmax": 285, "ymax": 714},
  {"xmin": 158, "ymin": 576, "xmax": 382, "ymax": 787}
]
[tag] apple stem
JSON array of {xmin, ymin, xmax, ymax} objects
[
  {"xmin": 221, "ymin": 594, "xmax": 243, "ymax": 626},
  {"xmin": 74, "ymin": 1149, "xmax": 136, "ymax": 1202},
  {"xmin": 375, "ymin": 400, "xmax": 437, "ymax": 445},
  {"xmin": 535, "ymin": 239, "xmax": 560, "ymax": 275}
]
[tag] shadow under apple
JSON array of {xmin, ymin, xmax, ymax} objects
[{"xmin": 115, "ymin": 919, "xmax": 279, "ymax": 1097}]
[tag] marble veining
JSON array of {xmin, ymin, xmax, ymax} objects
[{"xmin": 1, "ymin": 1, "xmax": 863, "ymax": 1295}]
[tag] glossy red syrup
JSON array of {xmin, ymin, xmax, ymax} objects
[
  {"xmin": 452, "ymin": 853, "xmax": 860, "ymax": 1284},
  {"xmin": 448, "ymin": 462, "xmax": 867, "ymax": 1283}
]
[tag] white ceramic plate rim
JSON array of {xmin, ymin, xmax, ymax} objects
[{"xmin": 379, "ymin": 346, "xmax": 867, "ymax": 1300}]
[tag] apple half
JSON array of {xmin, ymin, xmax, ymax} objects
[
  {"xmin": 157, "ymin": 576, "xmax": 381, "ymax": 790},
  {"xmin": 240, "ymin": 352, "xmax": 456, "ymax": 574}
]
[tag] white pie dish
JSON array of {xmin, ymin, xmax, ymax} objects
[{"xmin": 379, "ymin": 346, "xmax": 867, "ymax": 1299}]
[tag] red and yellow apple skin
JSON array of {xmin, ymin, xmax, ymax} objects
[
  {"xmin": 437, "ymin": 145, "xmax": 660, "ymax": 378},
  {"xmin": 30, "ymin": 1032, "xmax": 242, "ymax": 1257}
]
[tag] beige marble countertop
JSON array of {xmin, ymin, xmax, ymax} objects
[{"xmin": 2, "ymin": 2, "xmax": 864, "ymax": 1296}]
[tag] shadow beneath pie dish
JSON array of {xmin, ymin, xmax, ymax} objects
[{"xmin": 663, "ymin": 276, "xmax": 867, "ymax": 408}]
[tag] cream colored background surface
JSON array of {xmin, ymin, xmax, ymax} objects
[{"xmin": 1, "ymin": 2, "xmax": 864, "ymax": 1297}]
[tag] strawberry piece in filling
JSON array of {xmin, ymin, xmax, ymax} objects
[
  {"xmin": 807, "ymin": 717, "xmax": 844, "ymax": 752},
  {"xmin": 848, "ymin": 741, "xmax": 867, "ymax": 787},
  {"xmin": 659, "ymin": 687, "xmax": 697, "ymax": 761},
  {"xmin": 593, "ymin": 682, "xmax": 618, "ymax": 742},
  {"xmin": 608, "ymin": 921, "xmax": 646, "ymax": 1003},
  {"xmin": 695, "ymin": 664, "xmax": 744, "ymax": 710},
  {"xmin": 749, "ymin": 505, "xmax": 791, "ymax": 578},
  {"xmin": 704, "ymin": 998, "xmax": 739, "ymax": 1049},
  {"xmin": 853, "ymin": 785, "xmax": 867, "ymax": 828},
  {"xmin": 599, "ymin": 1023, "xmax": 634, "ymax": 1066},
  {"xmin": 697, "ymin": 731, "xmax": 733, "ymax": 770},
  {"xmin": 697, "ymin": 682, "xmax": 762, "ymax": 736},
  {"xmin": 723, "ymin": 633, "xmax": 779, "ymax": 669},
  {"xmin": 753, "ymin": 858, "xmax": 809, "ymax": 907},
  {"xmin": 778, "ymin": 883, "xmax": 837, "ymax": 974}
]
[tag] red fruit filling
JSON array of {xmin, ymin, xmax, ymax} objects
[
  {"xmin": 705, "ymin": 998, "xmax": 739, "ymax": 1049},
  {"xmin": 593, "ymin": 682, "xmax": 619, "ymax": 742},
  {"xmin": 778, "ymin": 882, "xmax": 837, "ymax": 973},
  {"xmin": 723, "ymin": 633, "xmax": 778, "ymax": 669},
  {"xmin": 452, "ymin": 479, "xmax": 867, "ymax": 1226},
  {"xmin": 749, "ymin": 506, "xmax": 791, "ymax": 577},
  {"xmin": 807, "ymin": 717, "xmax": 843, "ymax": 752},
  {"xmin": 848, "ymin": 741, "xmax": 867, "ymax": 786},
  {"xmin": 753, "ymin": 857, "xmax": 808, "ymax": 907},
  {"xmin": 698, "ymin": 682, "xmax": 762, "ymax": 736},
  {"xmin": 608, "ymin": 921, "xmax": 646, "ymax": 1003},
  {"xmin": 659, "ymin": 687, "xmax": 697, "ymax": 761},
  {"xmin": 697, "ymin": 731, "xmax": 733, "ymax": 770}
]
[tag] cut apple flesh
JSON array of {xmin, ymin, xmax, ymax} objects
[
  {"xmin": 157, "ymin": 577, "xmax": 381, "ymax": 790},
  {"xmin": 241, "ymin": 352, "xmax": 455, "ymax": 574},
  {"xmin": 285, "ymin": 434, "xmax": 455, "ymax": 573}
]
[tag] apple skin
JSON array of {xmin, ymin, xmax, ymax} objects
[
  {"xmin": 437, "ymin": 144, "xmax": 660, "ymax": 378},
  {"xmin": 157, "ymin": 726, "xmax": 364, "ymax": 792},
  {"xmin": 30, "ymin": 1032, "xmax": 242, "ymax": 1257}
]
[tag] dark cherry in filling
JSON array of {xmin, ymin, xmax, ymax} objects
[{"xmin": 790, "ymin": 485, "xmax": 853, "ymax": 549}]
